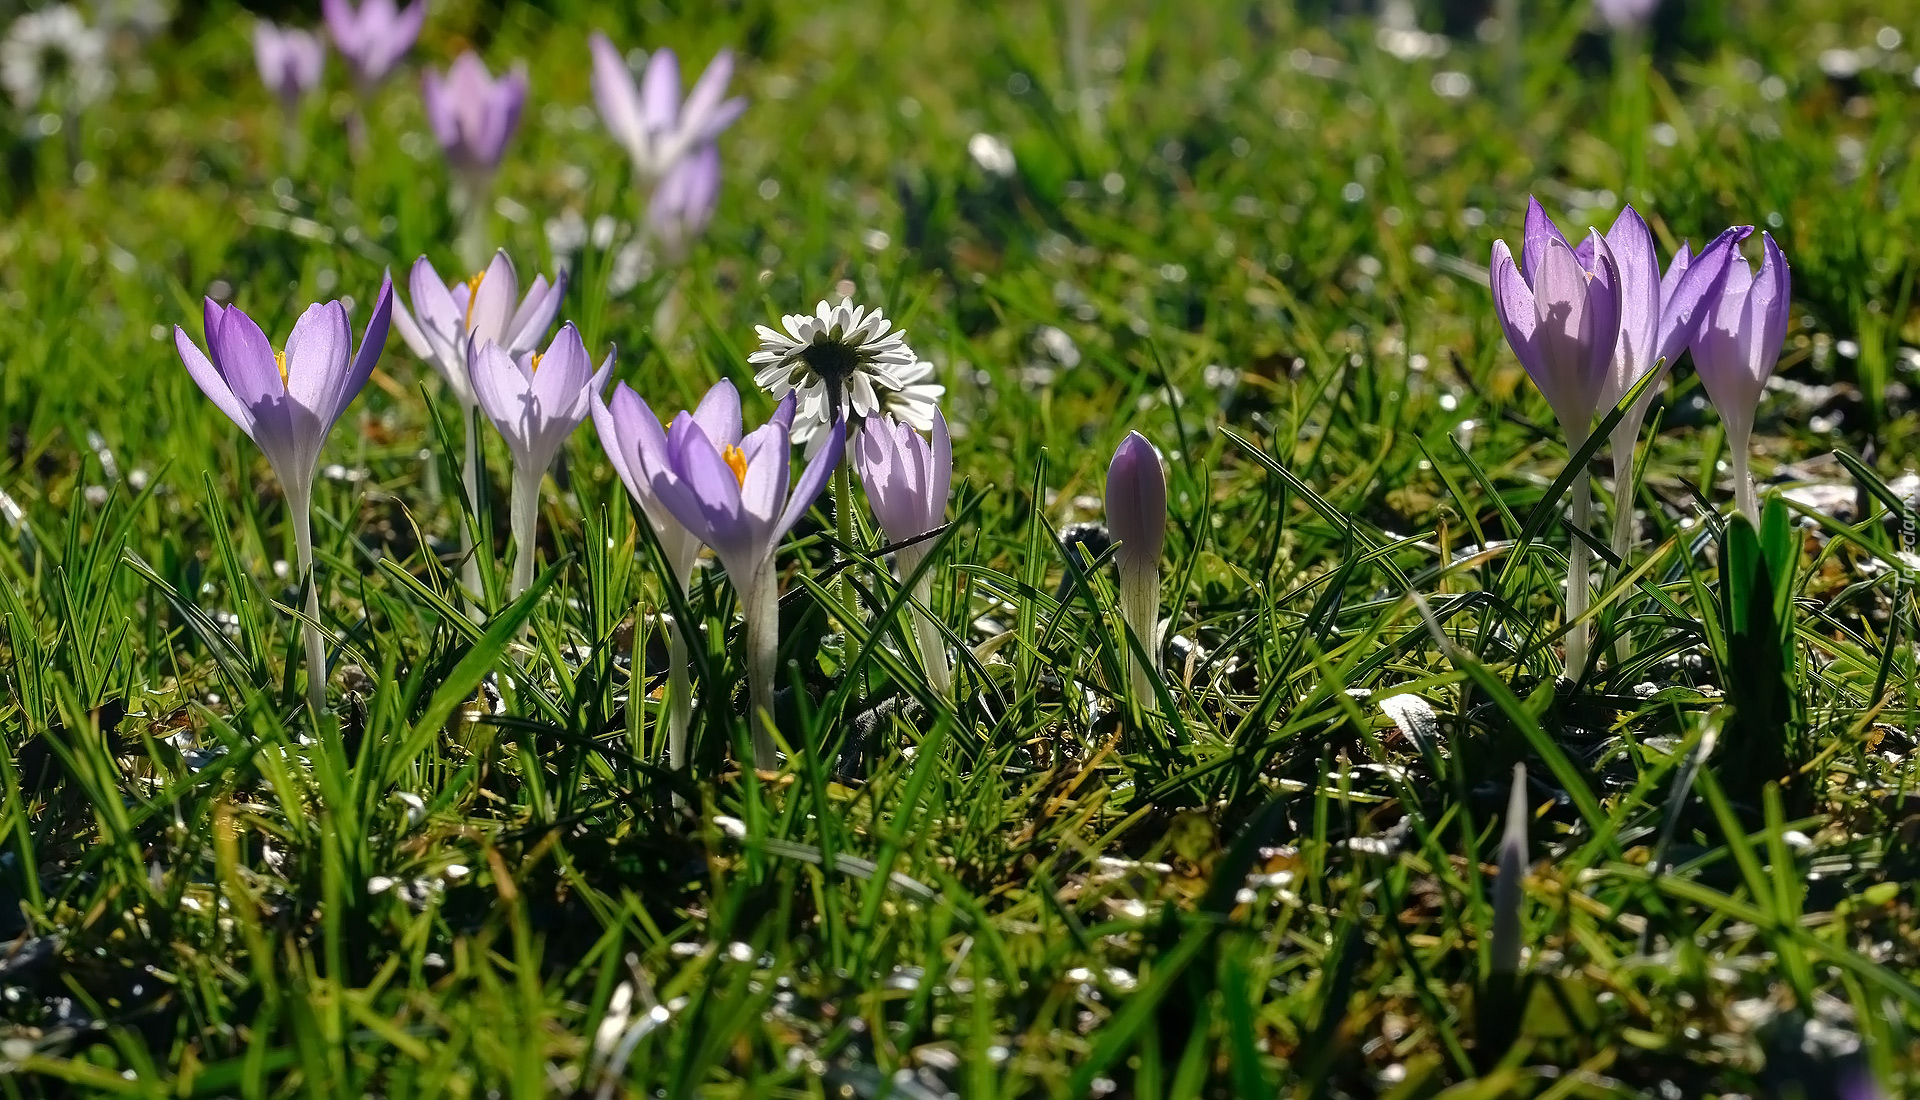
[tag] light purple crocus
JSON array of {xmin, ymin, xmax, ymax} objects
[
  {"xmin": 647, "ymin": 143, "xmax": 721, "ymax": 261},
  {"xmin": 322, "ymin": 0, "xmax": 424, "ymax": 88},
  {"xmin": 593, "ymin": 378, "xmax": 745, "ymax": 771},
  {"xmin": 1594, "ymin": 0, "xmax": 1659, "ymax": 31},
  {"xmin": 422, "ymin": 52, "xmax": 528, "ymax": 176},
  {"xmin": 394, "ymin": 251, "xmax": 567, "ymax": 412},
  {"xmin": 854, "ymin": 411, "xmax": 954, "ymax": 698},
  {"xmin": 1492, "ymin": 200, "xmax": 1624, "ymax": 678},
  {"xmin": 469, "ymin": 323, "xmax": 615, "ymax": 596},
  {"xmin": 254, "ymin": 21, "xmax": 325, "ymax": 111},
  {"xmin": 1692, "ymin": 233, "xmax": 1791, "ymax": 524},
  {"xmin": 589, "ymin": 32, "xmax": 746, "ymax": 181},
  {"xmin": 174, "ymin": 276, "xmax": 394, "ymax": 717},
  {"xmin": 1525, "ymin": 200, "xmax": 1750, "ymax": 564},
  {"xmin": 639, "ymin": 397, "xmax": 844, "ymax": 769},
  {"xmin": 1106, "ymin": 431, "xmax": 1167, "ymax": 706}
]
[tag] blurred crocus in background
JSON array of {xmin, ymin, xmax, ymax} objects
[
  {"xmin": 639, "ymin": 399, "xmax": 843, "ymax": 770},
  {"xmin": 594, "ymin": 379, "xmax": 745, "ymax": 771},
  {"xmin": 1491, "ymin": 199, "xmax": 1622, "ymax": 678},
  {"xmin": 322, "ymin": 0, "xmax": 423, "ymax": 88},
  {"xmin": 1691, "ymin": 233, "xmax": 1791, "ymax": 525},
  {"xmin": 395, "ymin": 250, "xmax": 566, "ymax": 605},
  {"xmin": 1593, "ymin": 0, "xmax": 1659, "ymax": 31},
  {"xmin": 468, "ymin": 323, "xmax": 613, "ymax": 598},
  {"xmin": 422, "ymin": 52, "xmax": 529, "ymax": 268},
  {"xmin": 854, "ymin": 411, "xmax": 954, "ymax": 699},
  {"xmin": 646, "ymin": 144, "xmax": 720, "ymax": 265},
  {"xmin": 1105, "ymin": 431, "xmax": 1167, "ymax": 708},
  {"xmin": 253, "ymin": 21, "xmax": 325, "ymax": 114},
  {"xmin": 173, "ymin": 278, "xmax": 395, "ymax": 718}
]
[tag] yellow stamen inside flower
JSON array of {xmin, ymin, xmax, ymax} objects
[
  {"xmin": 464, "ymin": 271, "xmax": 485, "ymax": 326},
  {"xmin": 274, "ymin": 349, "xmax": 288, "ymax": 387},
  {"xmin": 722, "ymin": 444, "xmax": 749, "ymax": 486},
  {"xmin": 529, "ymin": 352, "xmax": 544, "ymax": 374}
]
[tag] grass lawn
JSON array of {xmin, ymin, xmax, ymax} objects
[{"xmin": 3, "ymin": 0, "xmax": 1919, "ymax": 1094}]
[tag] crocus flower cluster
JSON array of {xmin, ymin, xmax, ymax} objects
[{"xmin": 1490, "ymin": 196, "xmax": 1784, "ymax": 676}]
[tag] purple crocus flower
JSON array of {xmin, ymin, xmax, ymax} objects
[
  {"xmin": 1492, "ymin": 200, "xmax": 1624, "ymax": 678},
  {"xmin": 647, "ymin": 143, "xmax": 721, "ymax": 261},
  {"xmin": 594, "ymin": 379, "xmax": 744, "ymax": 770},
  {"xmin": 394, "ymin": 250, "xmax": 567, "ymax": 412},
  {"xmin": 254, "ymin": 21, "xmax": 325, "ymax": 111},
  {"xmin": 1692, "ymin": 233, "xmax": 1791, "ymax": 524},
  {"xmin": 422, "ymin": 52, "xmax": 529, "ymax": 176},
  {"xmin": 174, "ymin": 276, "xmax": 394, "ymax": 716},
  {"xmin": 1106, "ymin": 431, "xmax": 1167, "ymax": 705},
  {"xmin": 854, "ymin": 411, "xmax": 954, "ymax": 697},
  {"xmin": 468, "ymin": 323, "xmax": 615, "ymax": 596},
  {"xmin": 1525, "ymin": 200, "xmax": 1750, "ymax": 565},
  {"xmin": 638, "ymin": 397, "xmax": 844, "ymax": 769},
  {"xmin": 589, "ymin": 32, "xmax": 746, "ymax": 181},
  {"xmin": 322, "ymin": 0, "xmax": 424, "ymax": 88}
]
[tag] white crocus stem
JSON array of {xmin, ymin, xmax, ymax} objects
[
  {"xmin": 1564, "ymin": 428, "xmax": 1593, "ymax": 680},
  {"xmin": 1118, "ymin": 554, "xmax": 1161, "ymax": 707},
  {"xmin": 508, "ymin": 462, "xmax": 539, "ymax": 599},
  {"xmin": 1729, "ymin": 425, "xmax": 1759, "ymax": 525},
  {"xmin": 742, "ymin": 556, "xmax": 781, "ymax": 771},
  {"xmin": 460, "ymin": 407, "xmax": 484, "ymax": 614},
  {"xmin": 289, "ymin": 487, "xmax": 327, "ymax": 718},
  {"xmin": 894, "ymin": 545, "xmax": 951, "ymax": 700}
]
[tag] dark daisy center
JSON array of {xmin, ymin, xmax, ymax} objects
[{"xmin": 798, "ymin": 338, "xmax": 862, "ymax": 385}]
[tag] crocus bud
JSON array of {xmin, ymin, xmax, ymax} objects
[
  {"xmin": 1105, "ymin": 431, "xmax": 1166, "ymax": 706},
  {"xmin": 855, "ymin": 411, "xmax": 954, "ymax": 697},
  {"xmin": 1691, "ymin": 232, "xmax": 1790, "ymax": 524}
]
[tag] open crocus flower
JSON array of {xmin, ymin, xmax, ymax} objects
[
  {"xmin": 589, "ymin": 33, "xmax": 746, "ymax": 182},
  {"xmin": 1492, "ymin": 202, "xmax": 1623, "ymax": 679},
  {"xmin": 854, "ymin": 411, "xmax": 954, "ymax": 698},
  {"xmin": 321, "ymin": 0, "xmax": 423, "ymax": 88},
  {"xmin": 254, "ymin": 21, "xmax": 325, "ymax": 112},
  {"xmin": 1692, "ymin": 233, "xmax": 1791, "ymax": 524},
  {"xmin": 592, "ymin": 378, "xmax": 746, "ymax": 771},
  {"xmin": 422, "ymin": 52, "xmax": 529, "ymax": 177},
  {"xmin": 1105, "ymin": 431, "xmax": 1167, "ymax": 707},
  {"xmin": 174, "ymin": 276, "xmax": 394, "ymax": 717},
  {"xmin": 639, "ymin": 397, "xmax": 844, "ymax": 769},
  {"xmin": 469, "ymin": 323, "xmax": 615, "ymax": 596}
]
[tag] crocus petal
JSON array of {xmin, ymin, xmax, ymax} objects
[
  {"xmin": 774, "ymin": 418, "xmax": 844, "ymax": 544},
  {"xmin": 1600, "ymin": 205, "xmax": 1661, "ymax": 408},
  {"xmin": 504, "ymin": 269, "xmax": 566, "ymax": 355},
  {"xmin": 589, "ymin": 32, "xmax": 643, "ymax": 150},
  {"xmin": 282, "ymin": 300, "xmax": 353, "ymax": 424},
  {"xmin": 1652, "ymin": 226, "xmax": 1749, "ymax": 372},
  {"xmin": 1489, "ymin": 240, "xmax": 1539, "ymax": 380},
  {"xmin": 208, "ymin": 304, "xmax": 285, "ymax": 410},
  {"xmin": 736, "ymin": 422, "xmax": 791, "ymax": 527},
  {"xmin": 680, "ymin": 48, "xmax": 740, "ymax": 141},
  {"xmin": 690, "ymin": 378, "xmax": 744, "ymax": 447},
  {"xmin": 1107, "ymin": 431, "xmax": 1167, "ymax": 573},
  {"xmin": 467, "ymin": 251, "xmax": 518, "ymax": 346},
  {"xmin": 1747, "ymin": 233, "xmax": 1792, "ymax": 385},
  {"xmin": 928, "ymin": 408, "xmax": 952, "ymax": 533},
  {"xmin": 339, "ymin": 274, "xmax": 393, "ymax": 425},
  {"xmin": 1529, "ymin": 237, "xmax": 1601, "ymax": 433},
  {"xmin": 176, "ymin": 326, "xmax": 255, "ymax": 437},
  {"xmin": 1520, "ymin": 196, "xmax": 1572, "ymax": 286},
  {"xmin": 1582, "ymin": 231, "xmax": 1624, "ymax": 401},
  {"xmin": 639, "ymin": 46, "xmax": 681, "ymax": 134},
  {"xmin": 468, "ymin": 338, "xmax": 528, "ymax": 449}
]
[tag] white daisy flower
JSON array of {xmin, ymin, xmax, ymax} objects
[
  {"xmin": 750, "ymin": 298, "xmax": 934, "ymax": 451},
  {"xmin": 1, "ymin": 5, "xmax": 110, "ymax": 112}
]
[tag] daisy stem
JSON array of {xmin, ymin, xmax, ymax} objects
[
  {"xmin": 895, "ymin": 546, "xmax": 951, "ymax": 701},
  {"xmin": 1564, "ymin": 436, "xmax": 1593, "ymax": 682},
  {"xmin": 509, "ymin": 463, "xmax": 538, "ymax": 600},
  {"xmin": 289, "ymin": 487, "xmax": 328, "ymax": 720},
  {"xmin": 833, "ymin": 462, "xmax": 859, "ymax": 622},
  {"xmin": 743, "ymin": 557, "xmax": 780, "ymax": 771}
]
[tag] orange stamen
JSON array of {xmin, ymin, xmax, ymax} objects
[
  {"xmin": 464, "ymin": 271, "xmax": 485, "ymax": 326},
  {"xmin": 274, "ymin": 349, "xmax": 288, "ymax": 388},
  {"xmin": 722, "ymin": 444, "xmax": 749, "ymax": 487},
  {"xmin": 529, "ymin": 351, "xmax": 544, "ymax": 374}
]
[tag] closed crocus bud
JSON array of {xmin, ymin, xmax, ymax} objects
[
  {"xmin": 1692, "ymin": 233, "xmax": 1791, "ymax": 525},
  {"xmin": 1105, "ymin": 431, "xmax": 1166, "ymax": 707},
  {"xmin": 855, "ymin": 410, "xmax": 954, "ymax": 698},
  {"xmin": 422, "ymin": 52, "xmax": 529, "ymax": 176}
]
